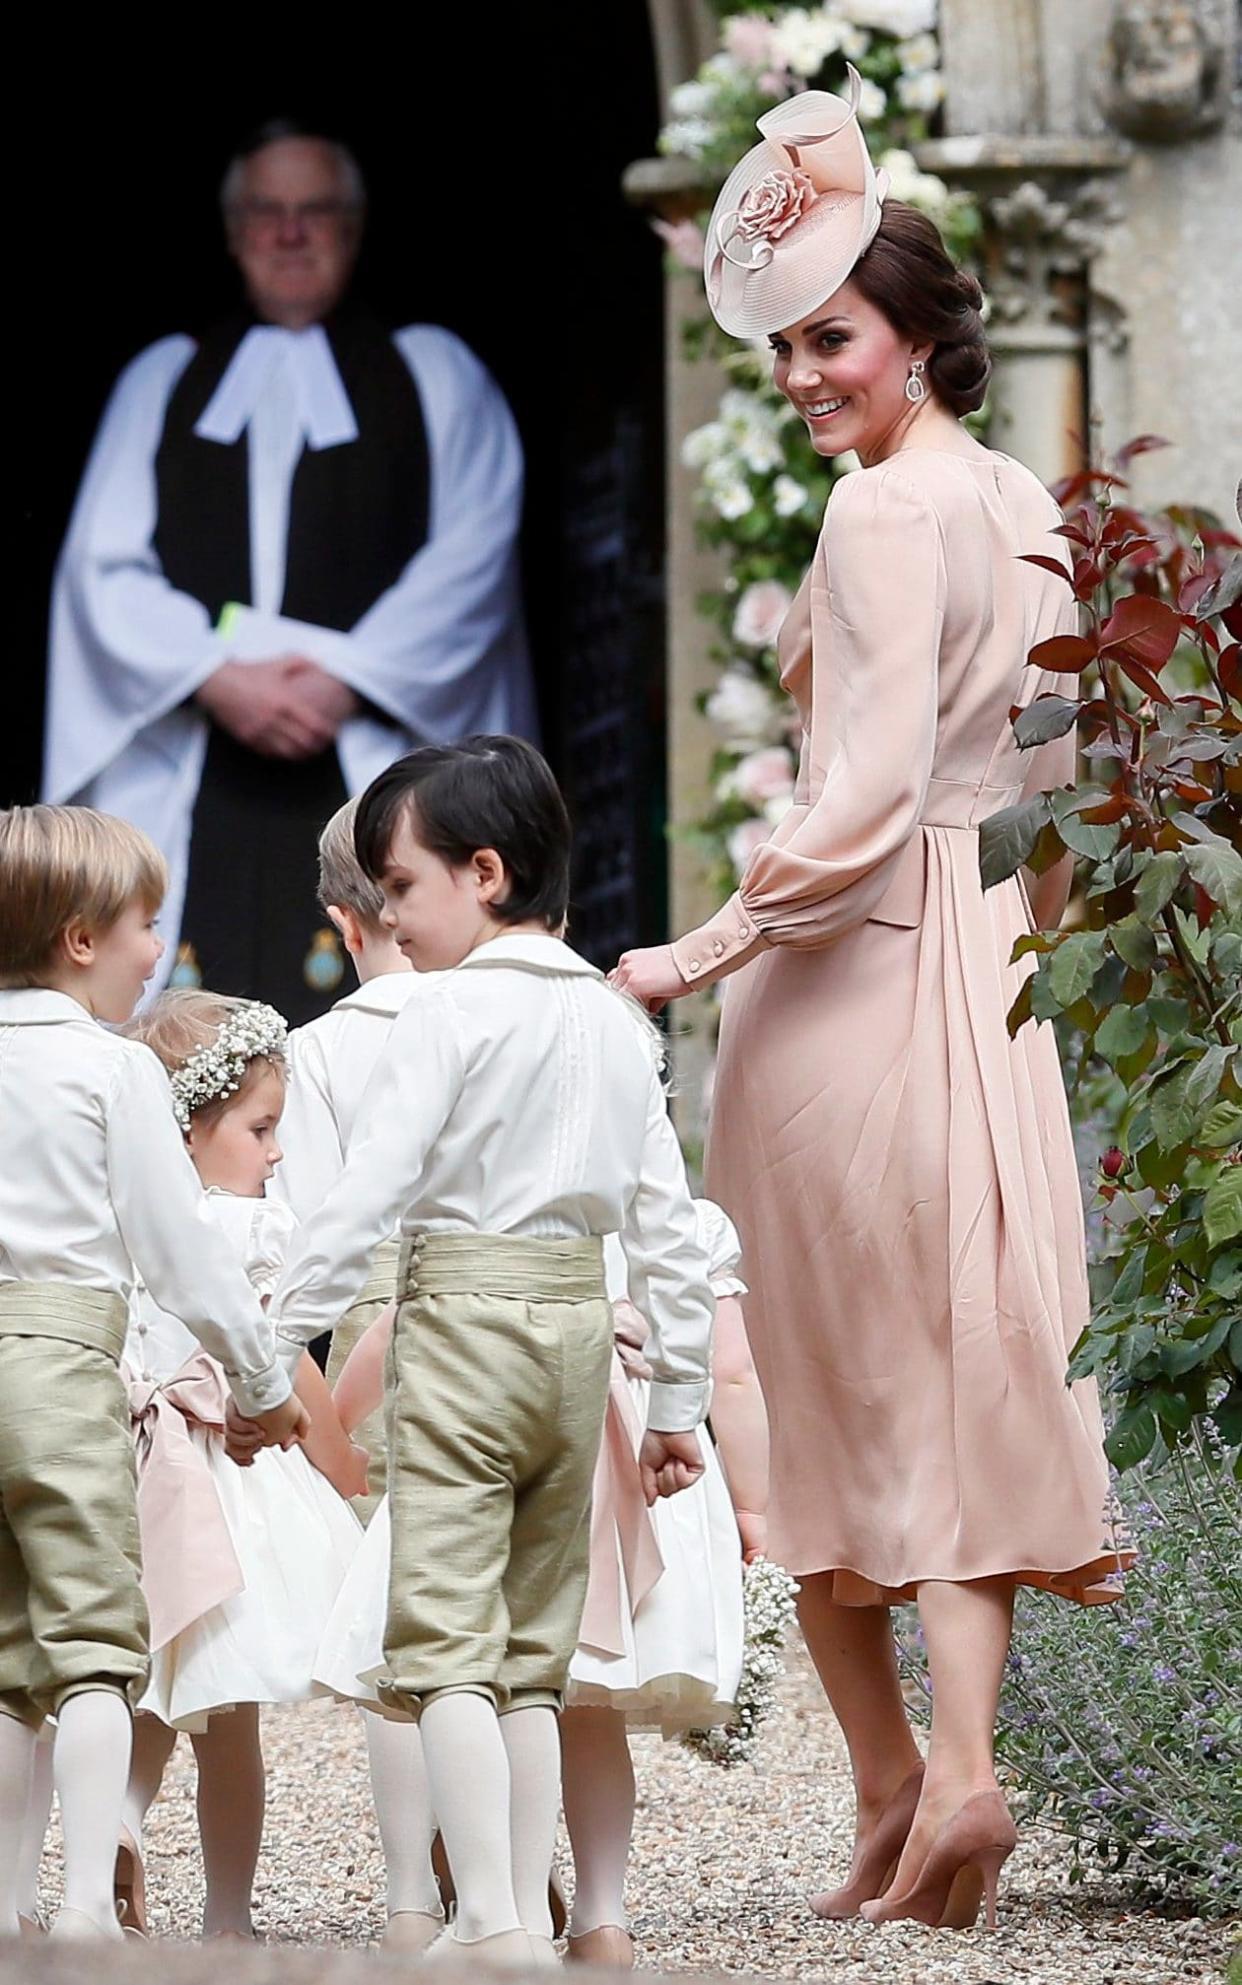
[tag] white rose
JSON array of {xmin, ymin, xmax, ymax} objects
[
  {"xmin": 706, "ymin": 668, "xmax": 784, "ymax": 750},
  {"xmin": 669, "ymin": 80, "xmax": 714, "ymax": 116},
  {"xmin": 897, "ymin": 30, "xmax": 939, "ymax": 72},
  {"xmin": 763, "ymin": 790, "xmax": 795, "ymax": 826},
  {"xmin": 840, "ymin": 23, "xmax": 871, "ymax": 57},
  {"xmin": 682, "ymin": 421, "xmax": 726, "ymax": 470},
  {"xmin": 733, "ymin": 746, "xmax": 797, "ymax": 809},
  {"xmin": 837, "ymin": 0, "xmax": 934, "ymax": 35},
  {"xmin": 734, "ymin": 580, "xmax": 794, "ymax": 649},
  {"xmin": 728, "ymin": 817, "xmax": 771, "ymax": 879},
  {"xmin": 660, "ymin": 116, "xmax": 716, "ymax": 160},
  {"xmin": 877, "ymin": 146, "xmax": 948, "ymax": 215},
  {"xmin": 856, "ymin": 76, "xmax": 889, "ymax": 122},
  {"xmin": 773, "ymin": 474, "xmax": 810, "ymax": 517},
  {"xmin": 896, "ymin": 68, "xmax": 946, "ymax": 112},
  {"xmin": 771, "ymin": 8, "xmax": 847, "ymax": 78},
  {"xmin": 710, "ymin": 477, "xmax": 755, "ymax": 521}
]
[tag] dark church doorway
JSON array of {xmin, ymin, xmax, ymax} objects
[{"xmin": 13, "ymin": 13, "xmax": 667, "ymax": 964}]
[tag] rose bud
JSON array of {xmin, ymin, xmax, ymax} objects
[{"xmin": 1101, "ymin": 1147, "xmax": 1126, "ymax": 1179}]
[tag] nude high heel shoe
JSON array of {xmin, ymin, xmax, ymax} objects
[
  {"xmin": 113, "ymin": 1824, "xmax": 147, "ymax": 1938},
  {"xmin": 860, "ymin": 1789, "xmax": 1017, "ymax": 1932},
  {"xmin": 811, "ymin": 1763, "xmax": 925, "ymax": 1920}
]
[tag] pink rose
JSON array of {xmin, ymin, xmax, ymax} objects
[
  {"xmin": 733, "ymin": 746, "xmax": 796, "ymax": 809},
  {"xmin": 724, "ymin": 14, "xmax": 777, "ymax": 69},
  {"xmin": 736, "ymin": 167, "xmax": 815, "ymax": 244},
  {"xmin": 734, "ymin": 579, "xmax": 793, "ymax": 649},
  {"xmin": 727, "ymin": 817, "xmax": 771, "ymax": 878},
  {"xmin": 651, "ymin": 217, "xmax": 706, "ymax": 271}
]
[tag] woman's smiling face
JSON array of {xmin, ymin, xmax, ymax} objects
[{"xmin": 767, "ymin": 279, "xmax": 929, "ymax": 460}]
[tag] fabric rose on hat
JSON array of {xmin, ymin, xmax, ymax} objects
[{"xmin": 736, "ymin": 167, "xmax": 815, "ymax": 244}]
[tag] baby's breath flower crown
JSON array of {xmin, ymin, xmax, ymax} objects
[{"xmin": 169, "ymin": 1001, "xmax": 288, "ymax": 1131}]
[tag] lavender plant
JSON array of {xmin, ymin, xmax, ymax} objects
[{"xmin": 899, "ymin": 1446, "xmax": 1242, "ymax": 1915}]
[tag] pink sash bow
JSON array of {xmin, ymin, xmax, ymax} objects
[
  {"xmin": 578, "ymin": 1353, "xmax": 665, "ymax": 1658},
  {"xmin": 126, "ymin": 1354, "xmax": 246, "ymax": 1651}
]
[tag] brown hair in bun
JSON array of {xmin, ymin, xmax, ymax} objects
[{"xmin": 851, "ymin": 200, "xmax": 991, "ymax": 417}]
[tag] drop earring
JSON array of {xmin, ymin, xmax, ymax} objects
[{"xmin": 905, "ymin": 359, "xmax": 927, "ymax": 404}]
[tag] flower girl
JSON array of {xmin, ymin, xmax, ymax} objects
[
  {"xmin": 560, "ymin": 1199, "xmax": 769, "ymax": 1967},
  {"xmin": 115, "ymin": 991, "xmax": 364, "ymax": 1940}
]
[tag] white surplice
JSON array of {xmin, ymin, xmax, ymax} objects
[{"xmin": 44, "ymin": 324, "xmax": 535, "ymax": 978}]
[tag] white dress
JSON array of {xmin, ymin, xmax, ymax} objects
[
  {"xmin": 124, "ymin": 1190, "xmax": 362, "ymax": 1731},
  {"xmin": 566, "ymin": 1202, "xmax": 746, "ymax": 1734},
  {"xmin": 314, "ymin": 1200, "xmax": 745, "ymax": 1736}
]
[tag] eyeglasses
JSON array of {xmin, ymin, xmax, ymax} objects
[{"xmin": 230, "ymin": 198, "xmax": 360, "ymax": 234}]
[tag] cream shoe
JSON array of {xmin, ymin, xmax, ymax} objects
[
  {"xmin": 384, "ymin": 1908, "xmax": 447, "ymax": 1951},
  {"xmin": 422, "ymin": 1925, "xmax": 534, "ymax": 1970},
  {"xmin": 48, "ymin": 1905, "xmax": 123, "ymax": 1941}
]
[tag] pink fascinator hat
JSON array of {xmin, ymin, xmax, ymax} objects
[{"xmin": 704, "ymin": 67, "xmax": 889, "ymax": 339}]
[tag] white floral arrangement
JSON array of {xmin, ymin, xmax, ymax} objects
[
  {"xmin": 682, "ymin": 1554, "xmax": 800, "ymax": 1766},
  {"xmin": 651, "ymin": 3, "xmax": 982, "ymax": 944},
  {"xmin": 169, "ymin": 1001, "xmax": 288, "ymax": 1130}
]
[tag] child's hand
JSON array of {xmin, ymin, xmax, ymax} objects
[
  {"xmin": 639, "ymin": 1430, "xmax": 705, "ymax": 1505},
  {"xmin": 343, "ymin": 1442, "xmax": 371, "ymax": 1499},
  {"xmin": 736, "ymin": 1509, "xmax": 768, "ymax": 1564},
  {"xmin": 248, "ymin": 1394, "xmax": 310, "ymax": 1452},
  {"xmin": 223, "ymin": 1405, "xmax": 266, "ymax": 1468}
]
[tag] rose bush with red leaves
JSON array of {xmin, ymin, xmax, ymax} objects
[{"xmin": 979, "ymin": 438, "xmax": 1242, "ymax": 1477}]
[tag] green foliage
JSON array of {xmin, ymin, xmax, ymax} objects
[
  {"xmin": 979, "ymin": 439, "xmax": 1242, "ymax": 1472},
  {"xmin": 898, "ymin": 1447, "xmax": 1242, "ymax": 1915}
]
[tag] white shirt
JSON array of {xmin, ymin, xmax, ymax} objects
[
  {"xmin": 125, "ymin": 1190, "xmax": 297, "ymax": 1384},
  {"xmin": 268, "ymin": 937, "xmax": 715, "ymax": 1432},
  {"xmin": 0, "ymin": 990, "xmax": 289, "ymax": 1416},
  {"xmin": 271, "ymin": 970, "xmax": 424, "ymax": 1223}
]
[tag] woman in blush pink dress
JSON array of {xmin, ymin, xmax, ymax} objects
[{"xmin": 614, "ymin": 70, "xmax": 1131, "ymax": 1935}]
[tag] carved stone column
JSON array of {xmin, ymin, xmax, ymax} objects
[
  {"xmin": 622, "ymin": 146, "xmax": 729, "ymax": 1148},
  {"xmin": 916, "ymin": 138, "xmax": 1129, "ymax": 484}
]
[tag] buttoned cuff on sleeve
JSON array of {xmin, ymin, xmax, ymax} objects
[
  {"xmin": 226, "ymin": 1359, "xmax": 293, "ymax": 1418},
  {"xmin": 274, "ymin": 1329, "xmax": 310, "ymax": 1385},
  {"xmin": 670, "ymin": 892, "xmax": 770, "ymax": 990},
  {"xmin": 647, "ymin": 1377, "xmax": 712, "ymax": 1434}
]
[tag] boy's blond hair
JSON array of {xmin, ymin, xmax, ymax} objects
[
  {"xmin": 317, "ymin": 796, "xmax": 385, "ymax": 926},
  {"xmin": 124, "ymin": 989, "xmax": 286, "ymax": 1128},
  {"xmin": 0, "ymin": 804, "xmax": 167, "ymax": 988}
]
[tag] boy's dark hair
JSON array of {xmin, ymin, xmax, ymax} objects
[{"xmin": 354, "ymin": 737, "xmax": 572, "ymax": 930}]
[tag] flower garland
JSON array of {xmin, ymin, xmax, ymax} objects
[
  {"xmin": 169, "ymin": 1001, "xmax": 288, "ymax": 1130},
  {"xmin": 654, "ymin": 4, "xmax": 983, "ymax": 909},
  {"xmin": 682, "ymin": 1554, "xmax": 800, "ymax": 1766}
]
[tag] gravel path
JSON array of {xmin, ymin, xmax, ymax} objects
[{"xmin": 28, "ymin": 1647, "xmax": 1235, "ymax": 1983}]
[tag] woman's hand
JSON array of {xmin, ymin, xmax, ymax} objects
[{"xmin": 610, "ymin": 944, "xmax": 689, "ymax": 1013}]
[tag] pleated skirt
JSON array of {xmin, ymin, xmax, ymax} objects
[{"xmin": 705, "ymin": 828, "xmax": 1132, "ymax": 1606}]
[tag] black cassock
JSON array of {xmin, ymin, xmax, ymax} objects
[{"xmin": 153, "ymin": 310, "xmax": 430, "ymax": 1025}]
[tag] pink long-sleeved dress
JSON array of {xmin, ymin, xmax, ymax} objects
[{"xmin": 674, "ymin": 447, "xmax": 1130, "ymax": 1606}]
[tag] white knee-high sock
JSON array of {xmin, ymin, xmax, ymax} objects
[
  {"xmin": 499, "ymin": 1704, "xmax": 562, "ymax": 1939},
  {"xmin": 364, "ymin": 1712, "xmax": 441, "ymax": 1917},
  {"xmin": 52, "ymin": 1689, "xmax": 132, "ymax": 1931},
  {"xmin": 418, "ymin": 1691, "xmax": 522, "ymax": 1942},
  {"xmin": 0, "ymin": 1714, "xmax": 38, "ymax": 1936},
  {"xmin": 16, "ymin": 1726, "xmax": 55, "ymax": 1923},
  {"xmin": 560, "ymin": 1707, "xmax": 635, "ymax": 1935}
]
